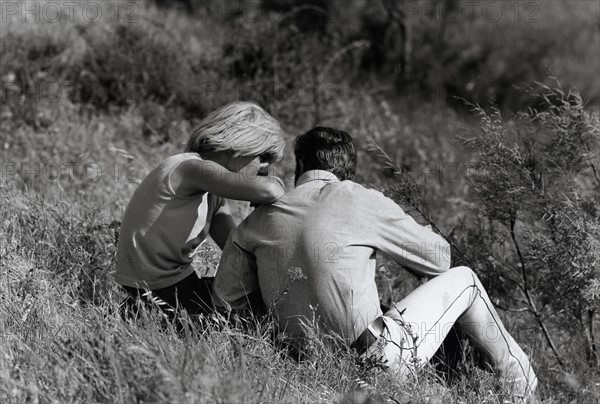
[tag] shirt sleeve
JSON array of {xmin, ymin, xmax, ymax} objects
[
  {"xmin": 370, "ymin": 191, "xmax": 451, "ymax": 277},
  {"xmin": 213, "ymin": 224, "xmax": 260, "ymax": 312}
]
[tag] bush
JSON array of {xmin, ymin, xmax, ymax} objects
[
  {"xmin": 0, "ymin": 29, "xmax": 70, "ymax": 126},
  {"xmin": 377, "ymin": 83, "xmax": 600, "ymax": 401},
  {"xmin": 70, "ymin": 23, "xmax": 198, "ymax": 112},
  {"xmin": 349, "ymin": 0, "xmax": 600, "ymax": 111},
  {"xmin": 457, "ymin": 84, "xmax": 599, "ymax": 363}
]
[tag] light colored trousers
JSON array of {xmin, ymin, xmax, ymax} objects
[{"xmin": 362, "ymin": 266, "xmax": 538, "ymax": 400}]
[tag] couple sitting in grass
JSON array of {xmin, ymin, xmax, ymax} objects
[{"xmin": 115, "ymin": 102, "xmax": 538, "ymax": 402}]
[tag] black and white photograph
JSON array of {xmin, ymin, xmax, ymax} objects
[{"xmin": 1, "ymin": 1, "xmax": 599, "ymax": 403}]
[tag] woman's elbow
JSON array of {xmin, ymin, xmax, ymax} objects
[
  {"xmin": 266, "ymin": 183, "xmax": 285, "ymax": 202},
  {"xmin": 255, "ymin": 180, "xmax": 285, "ymax": 203},
  {"xmin": 266, "ymin": 177, "xmax": 285, "ymax": 201}
]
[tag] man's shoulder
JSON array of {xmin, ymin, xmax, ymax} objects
[
  {"xmin": 235, "ymin": 199, "xmax": 280, "ymax": 229},
  {"xmin": 335, "ymin": 180, "xmax": 388, "ymax": 201}
]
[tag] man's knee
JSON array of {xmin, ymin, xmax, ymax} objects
[
  {"xmin": 448, "ymin": 266, "xmax": 475, "ymax": 280},
  {"xmin": 447, "ymin": 266, "xmax": 487, "ymax": 307},
  {"xmin": 447, "ymin": 266, "xmax": 482, "ymax": 291}
]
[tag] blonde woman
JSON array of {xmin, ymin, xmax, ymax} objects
[{"xmin": 116, "ymin": 102, "xmax": 286, "ymax": 320}]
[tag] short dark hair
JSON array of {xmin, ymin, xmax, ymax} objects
[{"xmin": 294, "ymin": 127, "xmax": 357, "ymax": 181}]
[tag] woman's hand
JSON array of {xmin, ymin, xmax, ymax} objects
[{"xmin": 171, "ymin": 159, "xmax": 285, "ymax": 204}]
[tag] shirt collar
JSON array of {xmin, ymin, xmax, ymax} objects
[{"xmin": 296, "ymin": 170, "xmax": 340, "ymax": 187}]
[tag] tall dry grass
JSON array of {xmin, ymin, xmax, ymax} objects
[{"xmin": 1, "ymin": 0, "xmax": 599, "ymax": 402}]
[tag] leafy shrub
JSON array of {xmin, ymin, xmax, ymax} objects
[
  {"xmin": 70, "ymin": 23, "xmax": 199, "ymax": 112},
  {"xmin": 377, "ymin": 82, "xmax": 599, "ymax": 401},
  {"xmin": 0, "ymin": 30, "xmax": 70, "ymax": 126},
  {"xmin": 348, "ymin": 0, "xmax": 600, "ymax": 111},
  {"xmin": 458, "ymin": 84, "xmax": 599, "ymax": 366}
]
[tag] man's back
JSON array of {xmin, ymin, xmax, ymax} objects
[
  {"xmin": 214, "ymin": 126, "xmax": 536, "ymax": 400},
  {"xmin": 215, "ymin": 170, "xmax": 450, "ymax": 347}
]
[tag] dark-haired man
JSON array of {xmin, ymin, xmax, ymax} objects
[{"xmin": 213, "ymin": 127, "xmax": 537, "ymax": 401}]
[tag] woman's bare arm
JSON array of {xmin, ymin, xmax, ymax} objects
[{"xmin": 170, "ymin": 159, "xmax": 285, "ymax": 204}]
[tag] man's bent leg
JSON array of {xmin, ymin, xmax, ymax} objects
[{"xmin": 382, "ymin": 266, "xmax": 537, "ymax": 399}]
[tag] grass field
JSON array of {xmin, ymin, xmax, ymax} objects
[{"xmin": 1, "ymin": 1, "xmax": 599, "ymax": 403}]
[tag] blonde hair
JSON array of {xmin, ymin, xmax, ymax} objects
[{"xmin": 186, "ymin": 102, "xmax": 285, "ymax": 163}]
